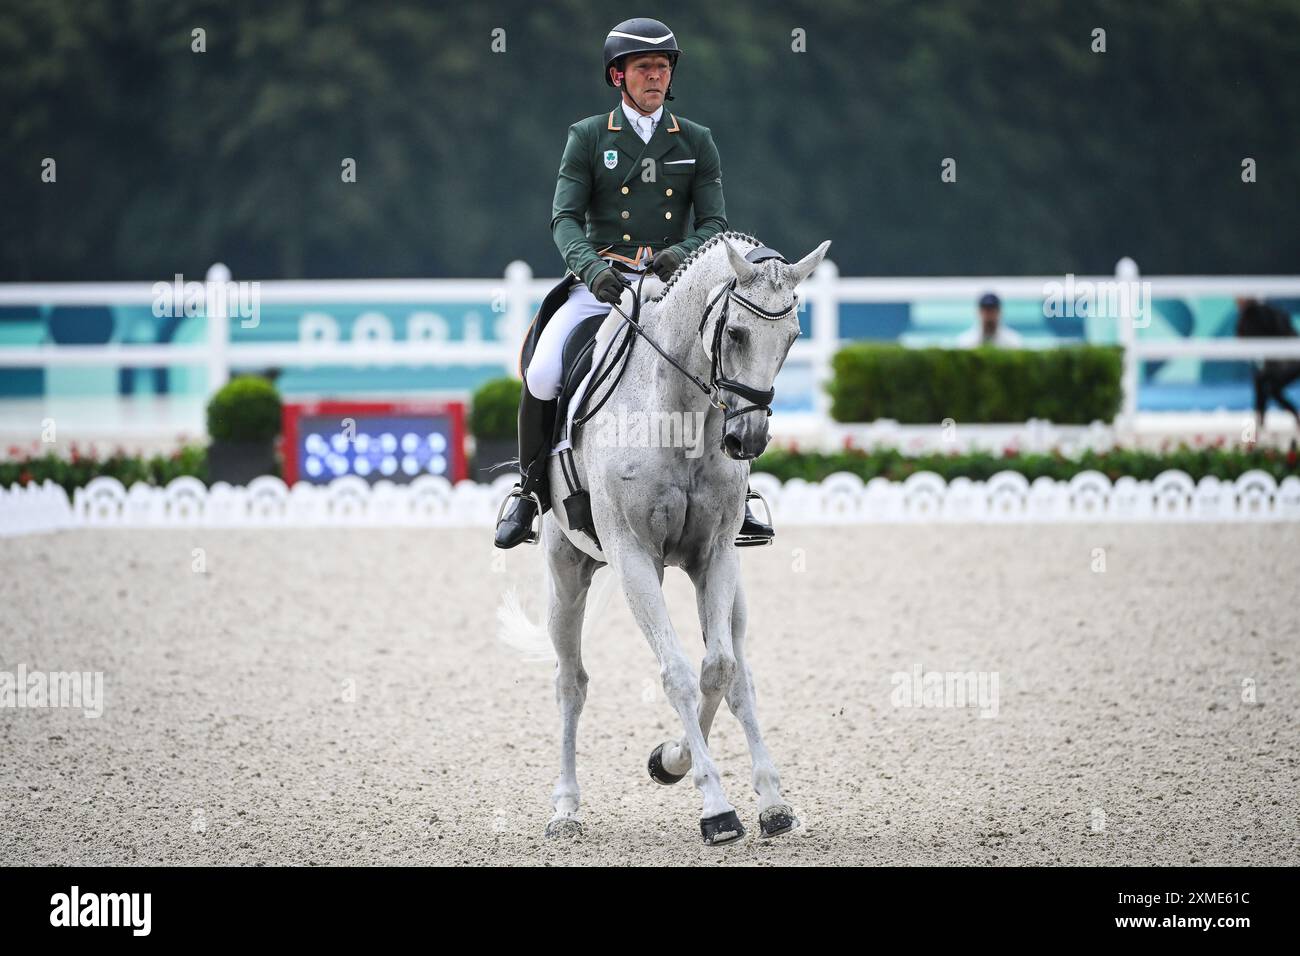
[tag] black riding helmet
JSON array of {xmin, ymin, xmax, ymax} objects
[{"xmin": 603, "ymin": 17, "xmax": 681, "ymax": 102}]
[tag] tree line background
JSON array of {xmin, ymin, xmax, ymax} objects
[{"xmin": 1, "ymin": 0, "xmax": 1296, "ymax": 282}]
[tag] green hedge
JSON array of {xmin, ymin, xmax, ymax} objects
[
  {"xmin": 470, "ymin": 377, "xmax": 522, "ymax": 441},
  {"xmin": 752, "ymin": 442, "xmax": 1300, "ymax": 484},
  {"xmin": 206, "ymin": 375, "xmax": 282, "ymax": 442},
  {"xmin": 6, "ymin": 439, "xmax": 1295, "ymax": 495},
  {"xmin": 826, "ymin": 344, "xmax": 1123, "ymax": 424},
  {"xmin": 1, "ymin": 445, "xmax": 209, "ymax": 495}
]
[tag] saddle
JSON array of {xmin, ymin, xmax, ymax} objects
[
  {"xmin": 517, "ymin": 272, "xmax": 636, "ymax": 550},
  {"xmin": 518, "ymin": 273, "xmax": 620, "ymax": 451}
]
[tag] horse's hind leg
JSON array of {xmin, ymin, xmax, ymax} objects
[
  {"xmin": 543, "ymin": 520, "xmax": 600, "ymax": 838},
  {"xmin": 725, "ymin": 580, "xmax": 798, "ymax": 838},
  {"xmin": 614, "ymin": 548, "xmax": 742, "ymax": 845}
]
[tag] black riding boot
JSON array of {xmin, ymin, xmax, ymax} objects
[
  {"xmin": 735, "ymin": 485, "xmax": 775, "ymax": 547},
  {"xmin": 493, "ymin": 383, "xmax": 557, "ymax": 549}
]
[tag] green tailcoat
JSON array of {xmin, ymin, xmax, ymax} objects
[{"xmin": 551, "ymin": 104, "xmax": 727, "ymax": 288}]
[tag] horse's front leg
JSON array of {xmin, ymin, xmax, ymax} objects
[
  {"xmin": 652, "ymin": 550, "xmax": 739, "ymax": 779},
  {"xmin": 612, "ymin": 546, "xmax": 742, "ymax": 845},
  {"xmin": 725, "ymin": 579, "xmax": 799, "ymax": 838},
  {"xmin": 543, "ymin": 518, "xmax": 600, "ymax": 838}
]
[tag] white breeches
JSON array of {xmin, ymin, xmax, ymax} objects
[{"xmin": 526, "ymin": 281, "xmax": 614, "ymax": 401}]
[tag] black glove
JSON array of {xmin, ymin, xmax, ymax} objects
[
  {"xmin": 589, "ymin": 267, "xmax": 627, "ymax": 305},
  {"xmin": 651, "ymin": 247, "xmax": 683, "ymax": 281}
]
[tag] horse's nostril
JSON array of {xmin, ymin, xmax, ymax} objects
[{"xmin": 723, "ymin": 433, "xmax": 743, "ymax": 458}]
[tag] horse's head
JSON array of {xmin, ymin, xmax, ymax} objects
[{"xmin": 701, "ymin": 239, "xmax": 831, "ymax": 460}]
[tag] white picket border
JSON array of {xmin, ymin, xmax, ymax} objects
[{"xmin": 2, "ymin": 469, "xmax": 1297, "ymax": 538}]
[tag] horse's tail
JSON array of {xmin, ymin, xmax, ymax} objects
[
  {"xmin": 495, "ymin": 534, "xmax": 615, "ymax": 663},
  {"xmin": 496, "ymin": 580, "xmax": 553, "ymax": 661}
]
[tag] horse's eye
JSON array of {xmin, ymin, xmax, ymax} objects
[{"xmin": 727, "ymin": 327, "xmax": 744, "ymax": 344}]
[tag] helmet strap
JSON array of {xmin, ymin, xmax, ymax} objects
[{"xmin": 620, "ymin": 84, "xmax": 654, "ymax": 117}]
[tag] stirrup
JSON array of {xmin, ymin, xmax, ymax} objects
[
  {"xmin": 735, "ymin": 488, "xmax": 775, "ymax": 548},
  {"xmin": 495, "ymin": 486, "xmax": 543, "ymax": 546}
]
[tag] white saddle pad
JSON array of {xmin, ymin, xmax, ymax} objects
[{"xmin": 552, "ymin": 276, "xmax": 664, "ymax": 454}]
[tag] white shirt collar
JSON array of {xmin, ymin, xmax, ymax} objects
[{"xmin": 620, "ymin": 99, "xmax": 663, "ymax": 131}]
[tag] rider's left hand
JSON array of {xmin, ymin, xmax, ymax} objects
[{"xmin": 650, "ymin": 247, "xmax": 683, "ymax": 281}]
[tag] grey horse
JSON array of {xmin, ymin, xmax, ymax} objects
[{"xmin": 505, "ymin": 231, "xmax": 831, "ymax": 845}]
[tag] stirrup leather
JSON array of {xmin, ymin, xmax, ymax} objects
[
  {"xmin": 495, "ymin": 486, "xmax": 543, "ymax": 546},
  {"xmin": 735, "ymin": 488, "xmax": 775, "ymax": 548}
]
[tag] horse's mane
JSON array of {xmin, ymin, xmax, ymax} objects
[{"xmin": 649, "ymin": 230, "xmax": 763, "ymax": 303}]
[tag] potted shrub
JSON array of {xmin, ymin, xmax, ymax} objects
[
  {"xmin": 470, "ymin": 377, "xmax": 521, "ymax": 483},
  {"xmin": 206, "ymin": 375, "xmax": 282, "ymax": 485}
]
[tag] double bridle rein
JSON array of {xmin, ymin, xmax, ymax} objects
[{"xmin": 580, "ymin": 247, "xmax": 797, "ymax": 441}]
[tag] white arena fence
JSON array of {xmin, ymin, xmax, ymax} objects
[
  {"xmin": 3, "ymin": 260, "xmax": 1300, "ymax": 448},
  {"xmin": 3, "ymin": 470, "xmax": 1298, "ymax": 538}
]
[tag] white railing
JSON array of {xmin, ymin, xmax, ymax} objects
[
  {"xmin": 0, "ymin": 263, "xmax": 534, "ymax": 396},
  {"xmin": 1113, "ymin": 260, "xmax": 1300, "ymax": 423},
  {"xmin": 2, "ymin": 260, "xmax": 1300, "ymax": 434}
]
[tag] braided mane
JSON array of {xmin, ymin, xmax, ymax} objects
[{"xmin": 649, "ymin": 230, "xmax": 763, "ymax": 303}]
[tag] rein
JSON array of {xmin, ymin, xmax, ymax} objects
[{"xmin": 600, "ymin": 268, "xmax": 798, "ymax": 432}]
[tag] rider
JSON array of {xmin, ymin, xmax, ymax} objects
[{"xmin": 493, "ymin": 16, "xmax": 776, "ymax": 549}]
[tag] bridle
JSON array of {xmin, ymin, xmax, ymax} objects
[
  {"xmin": 697, "ymin": 275, "xmax": 798, "ymax": 423},
  {"xmin": 587, "ymin": 248, "xmax": 797, "ymax": 443}
]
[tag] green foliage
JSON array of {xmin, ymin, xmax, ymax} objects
[
  {"xmin": 1, "ymin": 444, "xmax": 209, "ymax": 495},
  {"xmin": 470, "ymin": 377, "xmax": 522, "ymax": 440},
  {"xmin": 206, "ymin": 376, "xmax": 282, "ymax": 442},
  {"xmin": 2, "ymin": 1, "xmax": 1298, "ymax": 280},
  {"xmin": 827, "ymin": 345, "xmax": 1123, "ymax": 424},
  {"xmin": 5, "ymin": 437, "xmax": 1295, "ymax": 495},
  {"xmin": 752, "ymin": 441, "xmax": 1300, "ymax": 484}
]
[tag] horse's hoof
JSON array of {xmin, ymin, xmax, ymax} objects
[
  {"xmin": 648, "ymin": 743, "xmax": 686, "ymax": 786},
  {"xmin": 759, "ymin": 804, "xmax": 799, "ymax": 838},
  {"xmin": 545, "ymin": 817, "xmax": 583, "ymax": 839},
  {"xmin": 700, "ymin": 810, "xmax": 745, "ymax": 846}
]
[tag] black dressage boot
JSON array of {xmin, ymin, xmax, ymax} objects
[
  {"xmin": 493, "ymin": 384, "xmax": 557, "ymax": 549},
  {"xmin": 735, "ymin": 486, "xmax": 775, "ymax": 547}
]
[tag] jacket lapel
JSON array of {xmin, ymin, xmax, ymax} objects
[
  {"xmin": 610, "ymin": 108, "xmax": 684, "ymax": 187},
  {"xmin": 610, "ymin": 109, "xmax": 646, "ymax": 164}
]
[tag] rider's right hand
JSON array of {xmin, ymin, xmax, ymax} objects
[{"xmin": 590, "ymin": 268, "xmax": 627, "ymax": 305}]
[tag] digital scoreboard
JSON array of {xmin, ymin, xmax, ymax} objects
[{"xmin": 281, "ymin": 400, "xmax": 467, "ymax": 485}]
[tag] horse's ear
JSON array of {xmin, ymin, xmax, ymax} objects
[
  {"xmin": 723, "ymin": 240, "xmax": 757, "ymax": 283},
  {"xmin": 787, "ymin": 240, "xmax": 832, "ymax": 285}
]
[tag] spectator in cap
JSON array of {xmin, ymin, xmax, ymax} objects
[{"xmin": 956, "ymin": 292, "xmax": 1023, "ymax": 348}]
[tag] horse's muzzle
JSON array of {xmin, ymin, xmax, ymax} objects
[{"xmin": 722, "ymin": 424, "xmax": 770, "ymax": 461}]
